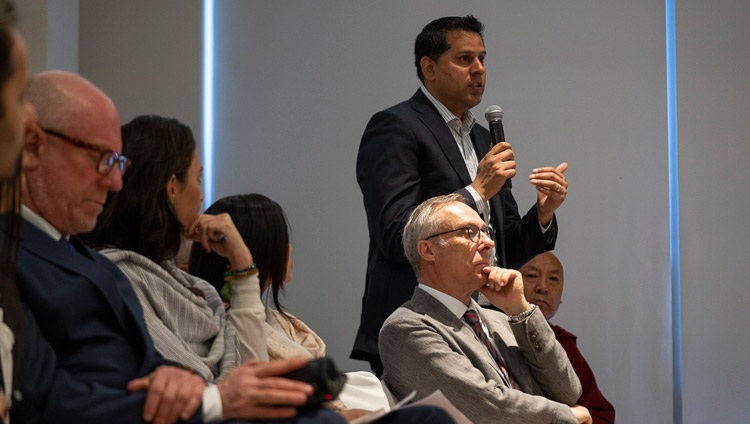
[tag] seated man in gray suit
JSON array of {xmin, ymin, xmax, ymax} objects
[{"xmin": 379, "ymin": 194, "xmax": 592, "ymax": 424}]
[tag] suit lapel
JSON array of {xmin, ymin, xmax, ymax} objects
[
  {"xmin": 411, "ymin": 289, "xmax": 510, "ymax": 384},
  {"xmin": 410, "ymin": 288, "xmax": 464, "ymax": 329},
  {"xmin": 479, "ymin": 308, "xmax": 534, "ymax": 391},
  {"xmin": 409, "ymin": 90, "xmax": 474, "ymax": 186},
  {"xmin": 19, "ymin": 221, "xmax": 150, "ymax": 350},
  {"xmin": 470, "ymin": 125, "xmax": 490, "ymax": 158}
]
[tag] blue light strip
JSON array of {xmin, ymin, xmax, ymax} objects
[
  {"xmin": 665, "ymin": 0, "xmax": 682, "ymax": 423},
  {"xmin": 202, "ymin": 0, "xmax": 215, "ymax": 207}
]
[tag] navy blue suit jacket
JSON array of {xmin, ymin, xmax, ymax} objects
[
  {"xmin": 351, "ymin": 89, "xmax": 556, "ymax": 362},
  {"xmin": 8, "ymin": 217, "xmax": 203, "ymax": 424}
]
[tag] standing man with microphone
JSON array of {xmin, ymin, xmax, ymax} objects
[{"xmin": 352, "ymin": 15, "xmax": 569, "ymax": 376}]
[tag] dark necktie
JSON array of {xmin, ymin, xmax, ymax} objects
[
  {"xmin": 58, "ymin": 237, "xmax": 78, "ymax": 254},
  {"xmin": 463, "ymin": 309, "xmax": 514, "ymax": 388},
  {"xmin": 58, "ymin": 237, "xmax": 90, "ymax": 260}
]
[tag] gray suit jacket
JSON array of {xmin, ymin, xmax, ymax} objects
[{"xmin": 380, "ymin": 288, "xmax": 581, "ymax": 424}]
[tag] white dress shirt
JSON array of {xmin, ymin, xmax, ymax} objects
[{"xmin": 420, "ymin": 86, "xmax": 492, "ymax": 222}]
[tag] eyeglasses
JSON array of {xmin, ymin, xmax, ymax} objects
[
  {"xmin": 41, "ymin": 127, "xmax": 131, "ymax": 174},
  {"xmin": 424, "ymin": 223, "xmax": 495, "ymax": 244}
]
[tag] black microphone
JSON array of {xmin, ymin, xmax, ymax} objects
[
  {"xmin": 484, "ymin": 105, "xmax": 511, "ymax": 189},
  {"xmin": 484, "ymin": 105, "xmax": 505, "ymax": 146}
]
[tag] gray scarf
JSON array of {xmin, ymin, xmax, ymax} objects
[{"xmin": 101, "ymin": 248, "xmax": 240, "ymax": 382}]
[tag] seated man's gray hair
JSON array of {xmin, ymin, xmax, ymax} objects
[{"xmin": 402, "ymin": 193, "xmax": 466, "ymax": 279}]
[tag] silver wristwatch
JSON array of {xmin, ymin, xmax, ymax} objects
[{"xmin": 508, "ymin": 303, "xmax": 537, "ymax": 323}]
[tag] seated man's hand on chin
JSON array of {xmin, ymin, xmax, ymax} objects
[
  {"xmin": 479, "ymin": 267, "xmax": 532, "ymax": 316},
  {"xmin": 218, "ymin": 356, "xmax": 314, "ymax": 421},
  {"xmin": 127, "ymin": 365, "xmax": 206, "ymax": 424}
]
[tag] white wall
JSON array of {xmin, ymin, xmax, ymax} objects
[
  {"xmin": 19, "ymin": 0, "xmax": 750, "ymax": 422},
  {"xmin": 77, "ymin": 0, "xmax": 202, "ymax": 133},
  {"xmin": 677, "ymin": 0, "xmax": 750, "ymax": 422},
  {"xmin": 17, "ymin": 0, "xmax": 78, "ymax": 73}
]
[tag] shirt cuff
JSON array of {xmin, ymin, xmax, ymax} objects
[
  {"xmin": 202, "ymin": 383, "xmax": 223, "ymax": 422},
  {"xmin": 464, "ymin": 185, "xmax": 491, "ymax": 221},
  {"xmin": 539, "ymin": 217, "xmax": 552, "ymax": 234}
]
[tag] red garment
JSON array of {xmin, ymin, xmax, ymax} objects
[{"xmin": 551, "ymin": 324, "xmax": 616, "ymax": 424}]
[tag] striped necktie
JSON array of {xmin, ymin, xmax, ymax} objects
[{"xmin": 463, "ymin": 309, "xmax": 514, "ymax": 388}]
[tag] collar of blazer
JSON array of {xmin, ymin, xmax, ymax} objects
[
  {"xmin": 16, "ymin": 218, "xmax": 150, "ymax": 347},
  {"xmin": 410, "ymin": 286, "xmax": 534, "ymax": 389},
  {"xmin": 409, "ymin": 89, "xmax": 476, "ymax": 187},
  {"xmin": 407, "ymin": 89, "xmax": 507, "ymax": 234}
]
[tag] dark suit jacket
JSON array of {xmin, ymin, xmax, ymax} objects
[
  {"xmin": 352, "ymin": 89, "xmax": 556, "ymax": 361},
  {"xmin": 7, "ymin": 217, "xmax": 203, "ymax": 424},
  {"xmin": 380, "ymin": 288, "xmax": 580, "ymax": 424}
]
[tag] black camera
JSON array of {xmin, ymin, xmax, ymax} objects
[{"xmin": 281, "ymin": 357, "xmax": 347, "ymax": 408}]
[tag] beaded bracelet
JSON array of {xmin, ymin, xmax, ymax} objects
[{"xmin": 224, "ymin": 264, "xmax": 258, "ymax": 281}]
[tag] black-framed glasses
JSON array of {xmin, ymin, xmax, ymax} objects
[
  {"xmin": 424, "ymin": 223, "xmax": 495, "ymax": 244},
  {"xmin": 41, "ymin": 127, "xmax": 130, "ymax": 174}
]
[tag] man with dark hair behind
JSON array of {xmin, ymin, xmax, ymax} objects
[
  {"xmin": 353, "ymin": 15, "xmax": 569, "ymax": 375},
  {"xmin": 0, "ymin": 0, "xmax": 35, "ymax": 420},
  {"xmin": 520, "ymin": 252, "xmax": 615, "ymax": 423}
]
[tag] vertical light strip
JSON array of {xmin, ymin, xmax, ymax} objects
[
  {"xmin": 202, "ymin": 0, "xmax": 215, "ymax": 207},
  {"xmin": 665, "ymin": 0, "xmax": 682, "ymax": 423}
]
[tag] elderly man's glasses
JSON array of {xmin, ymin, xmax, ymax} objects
[
  {"xmin": 42, "ymin": 128, "xmax": 130, "ymax": 174},
  {"xmin": 424, "ymin": 224, "xmax": 495, "ymax": 243}
]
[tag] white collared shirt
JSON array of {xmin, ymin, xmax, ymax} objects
[
  {"xmin": 417, "ymin": 283, "xmax": 499, "ymax": 353},
  {"xmin": 420, "ymin": 86, "xmax": 492, "ymax": 222},
  {"xmin": 21, "ymin": 205, "xmax": 63, "ymax": 241}
]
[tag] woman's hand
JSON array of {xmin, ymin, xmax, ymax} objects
[{"xmin": 186, "ymin": 213, "xmax": 253, "ymax": 270}]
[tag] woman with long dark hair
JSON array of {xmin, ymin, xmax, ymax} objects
[
  {"xmin": 0, "ymin": 0, "xmax": 34, "ymax": 420},
  {"xmin": 188, "ymin": 194, "xmax": 292, "ymax": 337},
  {"xmin": 189, "ymin": 194, "xmax": 391, "ymax": 412},
  {"xmin": 83, "ymin": 115, "xmax": 267, "ymax": 384}
]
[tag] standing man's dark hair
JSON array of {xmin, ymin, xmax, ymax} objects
[{"xmin": 414, "ymin": 15, "xmax": 484, "ymax": 82}]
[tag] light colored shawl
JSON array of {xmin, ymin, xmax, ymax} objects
[
  {"xmin": 265, "ymin": 308, "xmax": 326, "ymax": 360},
  {"xmin": 101, "ymin": 248, "xmax": 240, "ymax": 382}
]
